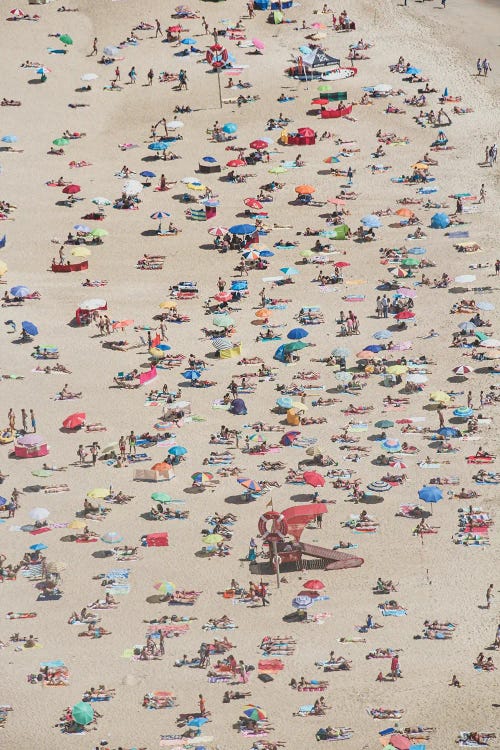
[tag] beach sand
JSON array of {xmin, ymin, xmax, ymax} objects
[{"xmin": 0, "ymin": 0, "xmax": 498, "ymax": 747}]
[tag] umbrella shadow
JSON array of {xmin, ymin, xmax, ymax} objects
[
  {"xmin": 141, "ymin": 229, "xmax": 160, "ymax": 237},
  {"xmin": 224, "ymin": 494, "xmax": 256, "ymax": 505},
  {"xmin": 183, "ymin": 486, "xmax": 206, "ymax": 495},
  {"xmin": 360, "ymin": 494, "xmax": 384, "ymax": 504},
  {"xmin": 91, "ymin": 549, "xmax": 115, "ymax": 559},
  {"xmin": 146, "ymin": 594, "xmax": 165, "ymax": 604},
  {"xmin": 141, "ymin": 155, "xmax": 162, "ymax": 162},
  {"xmin": 23, "ymin": 484, "xmax": 43, "ymax": 493},
  {"xmin": 27, "ymin": 79, "xmax": 44, "ymax": 85},
  {"xmin": 316, "ymin": 169, "xmax": 334, "ymax": 176},
  {"xmin": 289, "ymin": 492, "xmax": 315, "ymax": 502}
]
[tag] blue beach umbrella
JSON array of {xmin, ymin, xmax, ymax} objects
[
  {"xmin": 287, "ymin": 328, "xmax": 308, "ymax": 340},
  {"xmin": 418, "ymin": 486, "xmax": 442, "ymax": 512},
  {"xmin": 29, "ymin": 543, "xmax": 48, "ymax": 551},
  {"xmin": 182, "ymin": 370, "xmax": 201, "ymax": 381},
  {"xmin": 453, "ymin": 406, "xmax": 473, "ymax": 419},
  {"xmin": 148, "ymin": 142, "xmax": 169, "ymax": 151},
  {"xmin": 373, "ymin": 330, "xmax": 391, "ymax": 339},
  {"xmin": 431, "ymin": 213, "xmax": 450, "ymax": 229},
  {"xmin": 150, "ymin": 211, "xmax": 171, "ymax": 219},
  {"xmin": 10, "ymin": 286, "xmax": 29, "ymax": 297},
  {"xmin": 168, "ymin": 445, "xmax": 187, "ymax": 456},
  {"xmin": 361, "ymin": 215, "xmax": 382, "ymax": 228},
  {"xmin": 140, "ymin": 170, "xmax": 156, "ymax": 178},
  {"xmin": 276, "ymin": 396, "xmax": 294, "ymax": 409},
  {"xmin": 222, "ymin": 123, "xmax": 237, "ymax": 134},
  {"xmin": 408, "ymin": 246, "xmax": 426, "ymax": 255},
  {"xmin": 406, "ymin": 67, "xmax": 421, "ymax": 75},
  {"xmin": 1, "ymin": 135, "xmax": 17, "ymax": 143},
  {"xmin": 22, "ymin": 321, "xmax": 38, "ymax": 336},
  {"xmin": 229, "ymin": 223, "xmax": 256, "ymax": 235},
  {"xmin": 181, "ymin": 37, "xmax": 197, "ymax": 45}
]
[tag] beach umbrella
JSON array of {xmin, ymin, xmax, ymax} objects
[
  {"xmin": 17, "ymin": 433, "xmax": 45, "ymax": 446},
  {"xmin": 382, "ymin": 438, "xmax": 401, "ymax": 452},
  {"xmin": 191, "ymin": 472, "xmax": 214, "ymax": 483},
  {"xmin": 287, "ymin": 328, "xmax": 308, "ymax": 340},
  {"xmin": 73, "ymin": 224, "xmax": 91, "ymax": 233},
  {"xmin": 242, "ymin": 249, "xmax": 261, "ymax": 261},
  {"xmin": 181, "ymin": 370, "xmax": 201, "ymax": 382},
  {"xmin": 237, "ymin": 477, "xmax": 262, "ymax": 492},
  {"xmin": 306, "ymin": 446, "xmax": 325, "ymax": 458},
  {"xmin": 0, "ymin": 497, "xmax": 8, "ymax": 507},
  {"xmin": 211, "ymin": 337, "xmax": 232, "ymax": 350},
  {"xmin": 1, "ymin": 135, "xmax": 17, "ymax": 143},
  {"xmin": 71, "ymin": 703, "xmax": 94, "ymax": 726},
  {"xmin": 166, "ymin": 120, "xmax": 184, "ymax": 129},
  {"xmin": 386, "ymin": 365, "xmax": 407, "ymax": 375},
  {"xmin": 303, "ymin": 579, "xmax": 325, "ymax": 591},
  {"xmin": 148, "ymin": 142, "xmax": 169, "ymax": 151},
  {"xmin": 395, "ymin": 208, "xmax": 414, "ymax": 218},
  {"xmin": 29, "ymin": 507, "xmax": 50, "ymax": 522},
  {"xmin": 187, "ymin": 716, "xmax": 209, "ymax": 728},
  {"xmin": 418, "ymin": 486, "xmax": 442, "ymax": 505},
  {"xmin": 10, "ymin": 8, "xmax": 24, "ymax": 16},
  {"xmin": 10, "ymin": 285, "xmax": 29, "ymax": 298},
  {"xmin": 453, "ymin": 365, "xmax": 472, "ymax": 376},
  {"xmin": 332, "ymin": 347, "xmax": 351, "ymax": 358},
  {"xmin": 438, "ymin": 427, "xmax": 460, "ymax": 438},
  {"xmin": 92, "ymin": 197, "xmax": 111, "ymax": 206},
  {"xmin": 431, "ymin": 212, "xmax": 450, "ymax": 229},
  {"xmin": 394, "ymin": 310, "xmax": 415, "ymax": 320},
  {"xmin": 406, "ymin": 66, "xmax": 421, "ymax": 74},
  {"xmin": 249, "ymin": 140, "xmax": 268, "ymax": 151},
  {"xmin": 335, "ymin": 371, "xmax": 353, "ymax": 382},
  {"xmin": 276, "ymin": 396, "xmax": 294, "ymax": 409},
  {"xmin": 357, "ymin": 351, "xmax": 377, "ymax": 360},
  {"xmin": 388, "ymin": 736, "xmax": 411, "ymax": 750},
  {"xmin": 303, "ymin": 471, "xmax": 325, "ymax": 488},
  {"xmin": 295, "ymin": 185, "xmax": 315, "ymax": 195},
  {"xmin": 80, "ymin": 298, "xmax": 106, "ymax": 310},
  {"xmin": 400, "ymin": 258, "xmax": 420, "ymax": 268},
  {"xmin": 373, "ymin": 83, "xmax": 392, "ymax": 92},
  {"xmin": 252, "ymin": 38, "xmax": 265, "ymax": 51},
  {"xmin": 408, "ymin": 246, "xmax": 426, "ymax": 255},
  {"xmin": 373, "ymin": 330, "xmax": 391, "ymax": 339},
  {"xmin": 62, "ymin": 412, "xmax": 86, "ymax": 429},
  {"xmin": 367, "ymin": 480, "xmax": 391, "ymax": 492},
  {"xmin": 140, "ymin": 171, "xmax": 156, "ymax": 179},
  {"xmin": 479, "ymin": 338, "xmax": 500, "ymax": 348},
  {"xmin": 292, "ymin": 595, "xmax": 313, "ymax": 609},
  {"xmin": 123, "ymin": 180, "xmax": 143, "ymax": 196},
  {"xmin": 243, "ymin": 706, "xmax": 267, "ymax": 721},
  {"xmin": 87, "ymin": 488, "xmax": 109, "ymax": 499},
  {"xmin": 151, "ymin": 492, "xmax": 172, "ymax": 503},
  {"xmin": 375, "ymin": 420, "xmax": 394, "ymax": 429},
  {"xmin": 62, "ymin": 184, "xmax": 81, "ymax": 195},
  {"xmin": 361, "ymin": 215, "xmax": 381, "ymax": 228},
  {"xmin": 53, "ymin": 137, "xmax": 69, "ymax": 146},
  {"xmin": 150, "ymin": 211, "xmax": 170, "ymax": 220},
  {"xmin": 103, "ymin": 46, "xmax": 120, "ymax": 57},
  {"xmin": 269, "ymin": 165, "xmax": 288, "ymax": 174},
  {"xmin": 69, "ymin": 520, "xmax": 87, "ymax": 530},
  {"xmin": 181, "ymin": 37, "xmax": 197, "ymax": 44},
  {"xmin": 255, "ymin": 308, "xmax": 272, "ymax": 319},
  {"xmin": 284, "ymin": 341, "xmax": 307, "ymax": 353},
  {"xmin": 90, "ymin": 228, "xmax": 108, "ymax": 238},
  {"xmin": 168, "ymin": 445, "xmax": 187, "ymax": 457},
  {"xmin": 154, "ymin": 581, "xmax": 176, "ymax": 595},
  {"xmin": 229, "ymin": 224, "xmax": 256, "ymax": 235},
  {"xmin": 364, "ymin": 344, "xmax": 384, "ymax": 353},
  {"xmin": 46, "ymin": 561, "xmax": 67, "ymax": 573},
  {"xmin": 281, "ymin": 430, "xmax": 301, "ymax": 446},
  {"xmin": 31, "ymin": 469, "xmax": 53, "ymax": 478},
  {"xmin": 208, "ymin": 226, "xmax": 228, "ymax": 237},
  {"xmin": 222, "ymin": 123, "xmax": 237, "ymax": 134},
  {"xmin": 454, "ymin": 275, "xmax": 476, "ymax": 284},
  {"xmin": 389, "ymin": 460, "xmax": 407, "ymax": 470},
  {"xmin": 397, "ymin": 288, "xmax": 416, "ymax": 298},
  {"xmin": 280, "ymin": 267, "xmax": 299, "ymax": 277},
  {"xmin": 203, "ymin": 533, "xmax": 223, "ymax": 545},
  {"xmin": 21, "ymin": 321, "xmax": 38, "ymax": 336},
  {"xmin": 29, "ymin": 543, "xmax": 48, "ymax": 551},
  {"xmin": 429, "ymin": 391, "xmax": 451, "ymax": 403},
  {"xmin": 81, "ymin": 73, "xmax": 98, "ymax": 81},
  {"xmin": 244, "ymin": 199, "xmax": 264, "ymax": 212},
  {"xmin": 101, "ymin": 531, "xmax": 123, "ymax": 544},
  {"xmin": 0, "ymin": 261, "xmax": 8, "ymax": 276},
  {"xmin": 476, "ymin": 301, "xmax": 494, "ymax": 311},
  {"xmin": 406, "ymin": 373, "xmax": 428, "ymax": 384},
  {"xmin": 60, "ymin": 34, "xmax": 73, "ymax": 45},
  {"xmin": 212, "ymin": 313, "xmax": 234, "ymax": 328},
  {"xmin": 453, "ymin": 406, "xmax": 473, "ymax": 418}
]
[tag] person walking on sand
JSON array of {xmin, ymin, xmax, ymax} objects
[
  {"xmin": 8, "ymin": 408, "xmax": 15, "ymax": 432},
  {"xmin": 155, "ymin": 18, "xmax": 163, "ymax": 37},
  {"xmin": 482, "ymin": 59, "xmax": 491, "ymax": 77},
  {"xmin": 115, "ymin": 65, "xmax": 120, "ymax": 81},
  {"xmin": 479, "ymin": 184, "xmax": 486, "ymax": 203},
  {"xmin": 90, "ymin": 37, "xmax": 98, "ymax": 56},
  {"xmin": 476, "ymin": 58, "xmax": 482, "ymax": 76},
  {"xmin": 128, "ymin": 66, "xmax": 137, "ymax": 85},
  {"xmin": 486, "ymin": 583, "xmax": 494, "ymax": 610},
  {"xmin": 495, "ymin": 259, "xmax": 500, "ymax": 276},
  {"xmin": 147, "ymin": 68, "xmax": 154, "ymax": 86},
  {"xmin": 21, "ymin": 408, "xmax": 28, "ymax": 433}
]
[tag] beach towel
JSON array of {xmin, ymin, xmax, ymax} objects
[{"xmin": 380, "ymin": 609, "xmax": 407, "ymax": 616}]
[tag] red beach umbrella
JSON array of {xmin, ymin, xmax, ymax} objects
[
  {"xmin": 226, "ymin": 159, "xmax": 246, "ymax": 167},
  {"xmin": 62, "ymin": 184, "xmax": 81, "ymax": 194},
  {"xmin": 303, "ymin": 471, "xmax": 326, "ymax": 487},
  {"xmin": 244, "ymin": 198, "xmax": 263, "ymax": 210},
  {"xmin": 249, "ymin": 140, "xmax": 268, "ymax": 150},
  {"xmin": 303, "ymin": 579, "xmax": 325, "ymax": 591},
  {"xmin": 62, "ymin": 412, "xmax": 86, "ymax": 429}
]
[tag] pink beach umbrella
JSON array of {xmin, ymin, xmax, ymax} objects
[{"xmin": 252, "ymin": 38, "xmax": 265, "ymax": 51}]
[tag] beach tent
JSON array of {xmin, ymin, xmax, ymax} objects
[
  {"xmin": 301, "ymin": 48, "xmax": 340, "ymax": 69},
  {"xmin": 230, "ymin": 398, "xmax": 247, "ymax": 415}
]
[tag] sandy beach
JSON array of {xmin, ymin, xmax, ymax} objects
[{"xmin": 0, "ymin": 0, "xmax": 498, "ymax": 748}]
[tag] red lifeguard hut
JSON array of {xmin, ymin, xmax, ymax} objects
[{"xmin": 258, "ymin": 504, "xmax": 363, "ymax": 573}]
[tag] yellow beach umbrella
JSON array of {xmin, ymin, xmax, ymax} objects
[
  {"xmin": 159, "ymin": 300, "xmax": 177, "ymax": 309},
  {"xmin": 386, "ymin": 365, "xmax": 407, "ymax": 375},
  {"xmin": 0, "ymin": 260, "xmax": 8, "ymax": 276},
  {"xmin": 87, "ymin": 488, "xmax": 110, "ymax": 499},
  {"xmin": 291, "ymin": 402, "xmax": 308, "ymax": 411},
  {"xmin": 69, "ymin": 519, "xmax": 87, "ymax": 530},
  {"xmin": 429, "ymin": 391, "xmax": 451, "ymax": 403},
  {"xmin": 71, "ymin": 247, "xmax": 92, "ymax": 258}
]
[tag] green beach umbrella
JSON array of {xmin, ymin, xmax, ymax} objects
[
  {"xmin": 60, "ymin": 34, "xmax": 73, "ymax": 46},
  {"xmin": 53, "ymin": 138, "xmax": 69, "ymax": 147},
  {"xmin": 400, "ymin": 258, "xmax": 419, "ymax": 267},
  {"xmin": 71, "ymin": 702, "xmax": 94, "ymax": 726},
  {"xmin": 284, "ymin": 341, "xmax": 308, "ymax": 352},
  {"xmin": 151, "ymin": 492, "xmax": 172, "ymax": 503},
  {"xmin": 91, "ymin": 228, "xmax": 108, "ymax": 238}
]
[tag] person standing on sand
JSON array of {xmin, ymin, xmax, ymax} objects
[
  {"xmin": 129, "ymin": 67, "xmax": 137, "ymax": 85},
  {"xmin": 30, "ymin": 409, "xmax": 36, "ymax": 433},
  {"xmin": 115, "ymin": 65, "xmax": 120, "ymax": 81},
  {"xmin": 486, "ymin": 583, "xmax": 494, "ymax": 609},
  {"xmin": 476, "ymin": 58, "xmax": 482, "ymax": 76},
  {"xmin": 495, "ymin": 259, "xmax": 500, "ymax": 276},
  {"xmin": 147, "ymin": 68, "xmax": 154, "ymax": 86},
  {"xmin": 90, "ymin": 37, "xmax": 98, "ymax": 56},
  {"xmin": 479, "ymin": 184, "xmax": 486, "ymax": 203},
  {"xmin": 482, "ymin": 59, "xmax": 491, "ymax": 76},
  {"xmin": 21, "ymin": 408, "xmax": 28, "ymax": 433}
]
